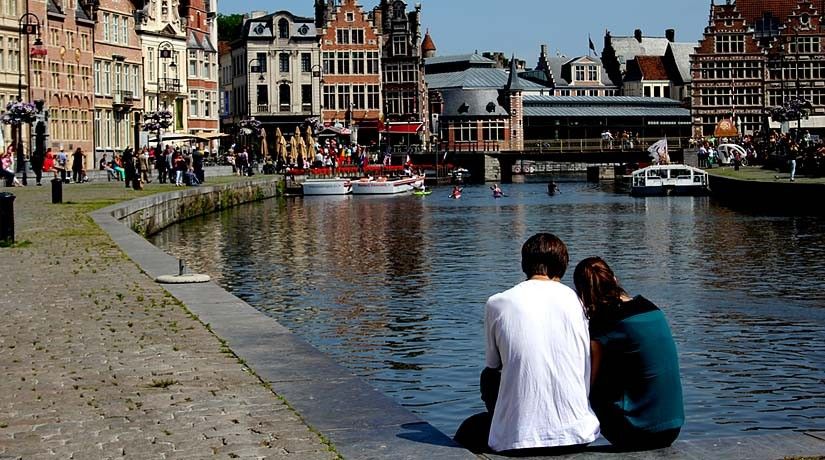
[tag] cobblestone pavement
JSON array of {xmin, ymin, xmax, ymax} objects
[{"xmin": 0, "ymin": 182, "xmax": 339, "ymax": 459}]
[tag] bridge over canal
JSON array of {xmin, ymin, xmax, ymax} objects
[{"xmin": 410, "ymin": 137, "xmax": 691, "ymax": 183}]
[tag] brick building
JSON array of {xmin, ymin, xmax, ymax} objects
[
  {"xmin": 182, "ymin": 0, "xmax": 219, "ymax": 149},
  {"xmin": 692, "ymin": 0, "xmax": 825, "ymax": 137},
  {"xmin": 93, "ymin": 0, "xmax": 144, "ymax": 160},
  {"xmin": 28, "ymin": 0, "xmax": 95, "ymax": 168},
  {"xmin": 373, "ymin": 0, "xmax": 428, "ymax": 148},
  {"xmin": 316, "ymin": 0, "xmax": 382, "ymax": 144}
]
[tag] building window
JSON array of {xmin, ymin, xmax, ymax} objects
[
  {"xmin": 302, "ymin": 84, "xmax": 312, "ymax": 111},
  {"xmin": 790, "ymin": 36, "xmax": 820, "ymax": 54},
  {"xmin": 324, "ymin": 85, "xmax": 335, "ymax": 110},
  {"xmin": 483, "ymin": 121, "xmax": 505, "ymax": 141},
  {"xmin": 352, "ymin": 52, "xmax": 364, "ymax": 74},
  {"xmin": 715, "ymin": 34, "xmax": 745, "ymax": 53},
  {"xmin": 190, "ymin": 90, "xmax": 199, "ymax": 116},
  {"xmin": 574, "ymin": 65, "xmax": 586, "ymax": 81},
  {"xmin": 351, "ymin": 29, "xmax": 364, "ymax": 45},
  {"xmin": 278, "ymin": 19, "xmax": 289, "ymax": 39},
  {"xmin": 367, "ymin": 84, "xmax": 379, "ymax": 109},
  {"xmin": 279, "ymin": 83, "xmax": 290, "ymax": 111},
  {"xmin": 337, "ymin": 84, "xmax": 350, "ymax": 110},
  {"xmin": 346, "ymin": 12, "xmax": 354, "ymax": 22},
  {"xmin": 301, "ymin": 53, "xmax": 311, "ymax": 72},
  {"xmin": 337, "ymin": 52, "xmax": 350, "ymax": 74},
  {"xmin": 392, "ymin": 35, "xmax": 407, "ymax": 56},
  {"xmin": 256, "ymin": 52, "xmax": 267, "ymax": 72},
  {"xmin": 385, "ymin": 63, "xmax": 399, "ymax": 83},
  {"xmin": 257, "ymin": 84, "xmax": 268, "ymax": 106},
  {"xmin": 337, "ymin": 29, "xmax": 350, "ymax": 45},
  {"xmin": 588, "ymin": 66, "xmax": 598, "ymax": 81},
  {"xmin": 323, "ymin": 52, "xmax": 335, "ymax": 74},
  {"xmin": 367, "ymin": 52, "xmax": 379, "ymax": 74},
  {"xmin": 280, "ymin": 53, "xmax": 290, "ymax": 73},
  {"xmin": 455, "ymin": 122, "xmax": 477, "ymax": 142},
  {"xmin": 352, "ymin": 84, "xmax": 365, "ymax": 109},
  {"xmin": 401, "ymin": 63, "xmax": 417, "ymax": 83},
  {"xmin": 189, "ymin": 50, "xmax": 197, "ymax": 76}
]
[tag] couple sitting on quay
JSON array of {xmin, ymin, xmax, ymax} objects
[{"xmin": 455, "ymin": 233, "xmax": 684, "ymax": 455}]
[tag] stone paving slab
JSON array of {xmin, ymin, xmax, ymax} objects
[{"xmin": 0, "ymin": 182, "xmax": 338, "ymax": 459}]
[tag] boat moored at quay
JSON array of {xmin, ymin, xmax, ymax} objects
[
  {"xmin": 631, "ymin": 165, "xmax": 709, "ymax": 197},
  {"xmin": 351, "ymin": 175, "xmax": 425, "ymax": 195},
  {"xmin": 301, "ymin": 178, "xmax": 353, "ymax": 196}
]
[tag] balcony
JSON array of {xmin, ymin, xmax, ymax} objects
[
  {"xmin": 113, "ymin": 90, "xmax": 134, "ymax": 109},
  {"xmin": 159, "ymin": 78, "xmax": 182, "ymax": 94}
]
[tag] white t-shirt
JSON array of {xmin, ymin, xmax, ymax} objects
[{"xmin": 485, "ymin": 279, "xmax": 600, "ymax": 452}]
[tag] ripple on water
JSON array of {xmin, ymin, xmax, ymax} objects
[{"xmin": 151, "ymin": 183, "xmax": 825, "ymax": 438}]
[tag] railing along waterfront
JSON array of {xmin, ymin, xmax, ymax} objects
[{"xmin": 525, "ymin": 137, "xmax": 689, "ymax": 153}]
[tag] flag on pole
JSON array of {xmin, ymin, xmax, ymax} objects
[
  {"xmin": 647, "ymin": 139, "xmax": 670, "ymax": 165},
  {"xmin": 589, "ymin": 35, "xmax": 596, "ymax": 55}
]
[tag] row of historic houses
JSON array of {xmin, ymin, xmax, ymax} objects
[
  {"xmin": 220, "ymin": 0, "xmax": 430, "ymax": 151},
  {"xmin": 0, "ymin": 0, "xmax": 219, "ymax": 171},
  {"xmin": 690, "ymin": 0, "xmax": 825, "ymax": 138}
]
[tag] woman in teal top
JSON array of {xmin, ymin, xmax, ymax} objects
[{"xmin": 574, "ymin": 257, "xmax": 684, "ymax": 450}]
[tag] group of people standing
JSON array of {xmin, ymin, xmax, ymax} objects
[
  {"xmin": 455, "ymin": 233, "xmax": 684, "ymax": 455},
  {"xmin": 98, "ymin": 145, "xmax": 205, "ymax": 188},
  {"xmin": 2, "ymin": 144, "xmax": 87, "ymax": 187}
]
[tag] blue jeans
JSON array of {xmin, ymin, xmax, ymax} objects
[{"xmin": 790, "ymin": 159, "xmax": 797, "ymax": 181}]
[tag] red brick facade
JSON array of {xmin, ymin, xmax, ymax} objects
[
  {"xmin": 30, "ymin": 0, "xmax": 95, "ymax": 168},
  {"xmin": 182, "ymin": 0, "xmax": 218, "ymax": 139},
  {"xmin": 318, "ymin": 0, "xmax": 382, "ymax": 140}
]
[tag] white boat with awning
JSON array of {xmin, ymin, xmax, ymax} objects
[
  {"xmin": 351, "ymin": 175, "xmax": 424, "ymax": 195},
  {"xmin": 631, "ymin": 165, "xmax": 709, "ymax": 197}
]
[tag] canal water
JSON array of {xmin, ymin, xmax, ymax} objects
[{"xmin": 151, "ymin": 182, "xmax": 825, "ymax": 439}]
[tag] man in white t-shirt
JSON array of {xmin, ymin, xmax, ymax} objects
[{"xmin": 455, "ymin": 233, "xmax": 600, "ymax": 454}]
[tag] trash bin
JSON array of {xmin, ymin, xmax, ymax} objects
[
  {"xmin": 0, "ymin": 192, "xmax": 15, "ymax": 244},
  {"xmin": 51, "ymin": 178, "xmax": 63, "ymax": 204}
]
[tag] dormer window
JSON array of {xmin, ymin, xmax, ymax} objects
[
  {"xmin": 588, "ymin": 66, "xmax": 598, "ymax": 81},
  {"xmin": 278, "ymin": 19, "xmax": 289, "ymax": 39}
]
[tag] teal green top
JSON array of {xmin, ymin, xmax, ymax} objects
[{"xmin": 589, "ymin": 296, "xmax": 685, "ymax": 434}]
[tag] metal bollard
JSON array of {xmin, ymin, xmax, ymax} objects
[
  {"xmin": 51, "ymin": 178, "xmax": 63, "ymax": 204},
  {"xmin": 0, "ymin": 192, "xmax": 15, "ymax": 244}
]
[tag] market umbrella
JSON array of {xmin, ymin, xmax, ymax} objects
[
  {"xmin": 291, "ymin": 127, "xmax": 306, "ymax": 167},
  {"xmin": 304, "ymin": 127, "xmax": 317, "ymax": 163},
  {"xmin": 275, "ymin": 127, "xmax": 288, "ymax": 164},
  {"xmin": 260, "ymin": 128, "xmax": 269, "ymax": 160}
]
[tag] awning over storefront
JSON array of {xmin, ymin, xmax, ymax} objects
[{"xmin": 383, "ymin": 122, "xmax": 424, "ymax": 134}]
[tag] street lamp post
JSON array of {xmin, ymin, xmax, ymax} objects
[
  {"xmin": 15, "ymin": 13, "xmax": 43, "ymax": 186},
  {"xmin": 155, "ymin": 41, "xmax": 177, "ymax": 152}
]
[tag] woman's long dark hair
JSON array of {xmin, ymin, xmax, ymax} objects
[{"xmin": 573, "ymin": 257, "xmax": 628, "ymax": 320}]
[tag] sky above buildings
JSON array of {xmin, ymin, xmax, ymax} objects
[{"xmin": 218, "ymin": 0, "xmax": 711, "ymax": 65}]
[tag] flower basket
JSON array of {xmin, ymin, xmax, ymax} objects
[
  {"xmin": 1, "ymin": 101, "xmax": 38, "ymax": 126},
  {"xmin": 142, "ymin": 109, "xmax": 173, "ymax": 132}
]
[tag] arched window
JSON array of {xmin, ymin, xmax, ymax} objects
[
  {"xmin": 280, "ymin": 83, "xmax": 291, "ymax": 111},
  {"xmin": 278, "ymin": 19, "xmax": 289, "ymax": 39}
]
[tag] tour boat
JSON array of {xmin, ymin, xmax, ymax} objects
[
  {"xmin": 630, "ymin": 165, "xmax": 709, "ymax": 197},
  {"xmin": 301, "ymin": 178, "xmax": 352, "ymax": 196},
  {"xmin": 351, "ymin": 175, "xmax": 424, "ymax": 195}
]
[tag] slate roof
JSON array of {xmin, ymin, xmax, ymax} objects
[
  {"xmin": 441, "ymin": 88, "xmax": 508, "ymax": 118},
  {"xmin": 667, "ymin": 42, "xmax": 694, "ymax": 84},
  {"xmin": 47, "ymin": 0, "xmax": 63, "ymax": 15},
  {"xmin": 610, "ymin": 36, "xmax": 672, "ymax": 63},
  {"xmin": 426, "ymin": 67, "xmax": 547, "ymax": 90},
  {"xmin": 424, "ymin": 53, "xmax": 496, "ymax": 67},
  {"xmin": 506, "ymin": 57, "xmax": 526, "ymax": 91},
  {"xmin": 523, "ymin": 96, "xmax": 688, "ymax": 118},
  {"xmin": 524, "ymin": 105, "xmax": 690, "ymax": 118}
]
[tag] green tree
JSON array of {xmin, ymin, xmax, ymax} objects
[{"xmin": 218, "ymin": 14, "xmax": 244, "ymax": 42}]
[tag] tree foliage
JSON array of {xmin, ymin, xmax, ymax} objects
[{"xmin": 218, "ymin": 14, "xmax": 244, "ymax": 43}]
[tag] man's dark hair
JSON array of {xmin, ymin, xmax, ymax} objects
[{"xmin": 521, "ymin": 233, "xmax": 569, "ymax": 279}]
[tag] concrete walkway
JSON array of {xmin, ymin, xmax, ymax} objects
[{"xmin": 0, "ymin": 181, "xmax": 338, "ymax": 459}]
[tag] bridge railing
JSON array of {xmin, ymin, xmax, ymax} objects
[{"xmin": 524, "ymin": 137, "xmax": 689, "ymax": 153}]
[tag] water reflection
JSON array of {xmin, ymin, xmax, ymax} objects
[{"xmin": 152, "ymin": 183, "xmax": 825, "ymax": 438}]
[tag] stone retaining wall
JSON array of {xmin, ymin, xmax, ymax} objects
[{"xmin": 111, "ymin": 178, "xmax": 281, "ymax": 236}]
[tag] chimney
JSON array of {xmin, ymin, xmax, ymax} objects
[
  {"xmin": 541, "ymin": 44, "xmax": 548, "ymax": 56},
  {"xmin": 634, "ymin": 29, "xmax": 643, "ymax": 43},
  {"xmin": 665, "ymin": 29, "xmax": 675, "ymax": 42}
]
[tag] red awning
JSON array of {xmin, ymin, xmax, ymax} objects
[{"xmin": 384, "ymin": 122, "xmax": 424, "ymax": 134}]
